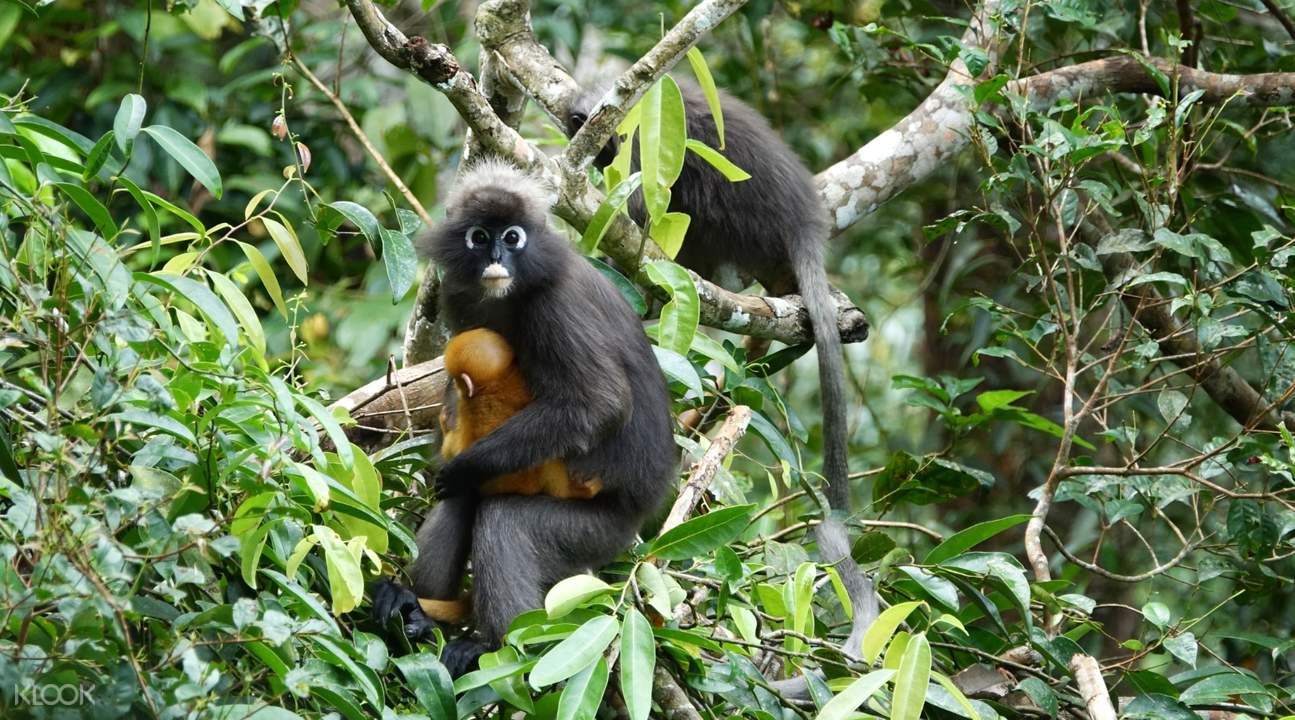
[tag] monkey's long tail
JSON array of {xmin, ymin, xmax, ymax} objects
[{"xmin": 793, "ymin": 245, "xmax": 879, "ymax": 657}]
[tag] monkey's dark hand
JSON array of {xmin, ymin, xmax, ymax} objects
[
  {"xmin": 370, "ymin": 578, "xmax": 438, "ymax": 642},
  {"xmin": 433, "ymin": 456, "xmax": 478, "ymax": 499},
  {"xmin": 442, "ymin": 638, "xmax": 489, "ymax": 679}
]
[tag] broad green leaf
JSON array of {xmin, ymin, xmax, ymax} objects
[
  {"xmin": 557, "ymin": 656, "xmax": 608, "ymax": 720},
  {"xmin": 1164, "ymin": 632, "xmax": 1197, "ymax": 668},
  {"xmin": 261, "ymin": 215, "xmax": 308, "ymax": 284},
  {"xmin": 974, "ymin": 389, "xmax": 1031, "ymax": 414},
  {"xmin": 82, "ymin": 130, "xmax": 115, "ymax": 180},
  {"xmin": 1142, "ymin": 601, "xmax": 1171, "ymax": 629},
  {"xmin": 331, "ymin": 449, "xmax": 388, "ymax": 554},
  {"xmin": 1178, "ymin": 672, "xmax": 1268, "ymax": 707},
  {"xmin": 237, "ymin": 241, "xmax": 288, "ymax": 318},
  {"xmin": 649, "ymin": 504, "xmax": 754, "ymax": 560},
  {"xmin": 380, "ymin": 227, "xmax": 417, "ymax": 303},
  {"xmin": 114, "ymin": 94, "xmax": 146, "ymax": 152},
  {"xmin": 619, "ymin": 608, "xmax": 655, "ymax": 720},
  {"xmin": 529, "ymin": 615, "xmax": 619, "ymax": 688},
  {"xmin": 687, "ymin": 330, "xmax": 741, "ymax": 373},
  {"xmin": 587, "ymin": 256, "xmax": 647, "ymax": 316},
  {"xmin": 686, "ymin": 47, "xmax": 725, "ymax": 148},
  {"xmin": 925, "ymin": 515, "xmax": 1030, "ymax": 564},
  {"xmin": 636, "ymin": 563, "xmax": 674, "ymax": 618},
  {"xmin": 816, "ymin": 669, "xmax": 894, "ymax": 720},
  {"xmin": 890, "ymin": 632, "xmax": 931, "ymax": 720},
  {"xmin": 580, "ymin": 171, "xmax": 642, "ymax": 254},
  {"xmin": 142, "ymin": 189, "xmax": 205, "ymax": 234},
  {"xmin": 643, "ymin": 259, "xmax": 699, "ymax": 356},
  {"xmin": 206, "ymin": 269, "xmax": 266, "ymax": 355},
  {"xmin": 141, "ymin": 124, "xmax": 222, "ymax": 198},
  {"xmin": 327, "ymin": 200, "xmax": 380, "ymax": 248},
  {"xmin": 544, "ymin": 574, "xmax": 613, "ymax": 619},
  {"xmin": 54, "ymin": 182, "xmax": 118, "ymax": 239},
  {"xmin": 933, "ymin": 672, "xmax": 981, "ymax": 720},
  {"xmin": 313, "ymin": 525, "xmax": 364, "ymax": 614},
  {"xmin": 284, "ymin": 534, "xmax": 319, "ymax": 581},
  {"xmin": 297, "ymin": 394, "xmax": 354, "ymax": 469},
  {"xmin": 207, "ymin": 706, "xmax": 302, "ymax": 720},
  {"xmin": 392, "ymin": 652, "xmax": 457, "ymax": 720},
  {"xmin": 861, "ymin": 601, "xmax": 924, "ymax": 665},
  {"xmin": 650, "ymin": 211, "xmax": 691, "ymax": 259},
  {"xmin": 651, "ymin": 346, "xmax": 703, "ymax": 396},
  {"xmin": 685, "ymin": 139, "xmax": 750, "ymax": 181},
  {"xmin": 311, "ymin": 636, "xmax": 384, "ymax": 713},
  {"xmin": 140, "ymin": 272, "xmax": 240, "ymax": 346},
  {"xmin": 639, "ymin": 75, "xmax": 687, "ymax": 221}
]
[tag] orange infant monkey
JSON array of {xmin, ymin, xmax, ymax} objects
[{"xmin": 418, "ymin": 328, "xmax": 602, "ymax": 623}]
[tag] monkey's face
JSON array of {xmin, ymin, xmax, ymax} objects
[
  {"xmin": 433, "ymin": 185, "xmax": 553, "ymax": 299},
  {"xmin": 462, "ymin": 223, "xmax": 528, "ymax": 298}
]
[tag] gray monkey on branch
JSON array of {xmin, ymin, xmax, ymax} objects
[
  {"xmin": 569, "ymin": 78, "xmax": 879, "ymax": 652},
  {"xmin": 372, "ymin": 160, "xmax": 679, "ymax": 677}
]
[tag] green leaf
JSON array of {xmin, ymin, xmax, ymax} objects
[
  {"xmin": 651, "ymin": 346, "xmax": 703, "ymax": 396},
  {"xmin": 580, "ymin": 172, "xmax": 642, "ymax": 254},
  {"xmin": 208, "ymin": 707, "xmax": 302, "ymax": 720},
  {"xmin": 643, "ymin": 259, "xmax": 699, "ymax": 356},
  {"xmin": 861, "ymin": 601, "xmax": 924, "ymax": 665},
  {"xmin": 237, "ymin": 240, "xmax": 288, "ymax": 318},
  {"xmin": 392, "ymin": 652, "xmax": 457, "ymax": 720},
  {"xmin": 327, "ymin": 200, "xmax": 380, "ymax": 248},
  {"xmin": 114, "ymin": 94, "xmax": 147, "ymax": 153},
  {"xmin": 686, "ymin": 47, "xmax": 725, "ymax": 148},
  {"xmin": 83, "ymin": 130, "xmax": 115, "ymax": 180},
  {"xmin": 890, "ymin": 632, "xmax": 932, "ymax": 720},
  {"xmin": 1142, "ymin": 601, "xmax": 1171, "ymax": 630},
  {"xmin": 206, "ymin": 269, "xmax": 266, "ymax": 355},
  {"xmin": 974, "ymin": 389, "xmax": 1031, "ymax": 414},
  {"xmin": 380, "ymin": 227, "xmax": 417, "ymax": 303},
  {"xmin": 0, "ymin": 424, "xmax": 18, "ymax": 481},
  {"xmin": 141, "ymin": 124, "xmax": 222, "ymax": 198},
  {"xmin": 313, "ymin": 525, "xmax": 364, "ymax": 614},
  {"xmin": 1178, "ymin": 672, "xmax": 1268, "ymax": 707},
  {"xmin": 933, "ymin": 672, "xmax": 981, "ymax": 720},
  {"xmin": 817, "ymin": 669, "xmax": 895, "ymax": 720},
  {"xmin": 639, "ymin": 75, "xmax": 687, "ymax": 221},
  {"xmin": 649, "ymin": 504, "xmax": 754, "ymax": 560},
  {"xmin": 1164, "ymin": 632, "xmax": 1197, "ymax": 668},
  {"xmin": 619, "ymin": 608, "xmax": 655, "ymax": 720},
  {"xmin": 544, "ymin": 574, "xmax": 613, "ymax": 619},
  {"xmin": 649, "ymin": 211, "xmax": 691, "ymax": 259},
  {"xmin": 140, "ymin": 272, "xmax": 240, "ymax": 346},
  {"xmin": 142, "ymin": 189, "xmax": 205, "ymax": 234},
  {"xmin": 529, "ymin": 615, "xmax": 619, "ymax": 688},
  {"xmin": 261, "ymin": 215, "xmax": 308, "ymax": 284},
  {"xmin": 587, "ymin": 256, "xmax": 647, "ymax": 316},
  {"xmin": 557, "ymin": 656, "xmax": 608, "ymax": 720},
  {"xmin": 297, "ymin": 394, "xmax": 354, "ymax": 469},
  {"xmin": 685, "ymin": 139, "xmax": 750, "ymax": 181},
  {"xmin": 54, "ymin": 182, "xmax": 118, "ymax": 239},
  {"xmin": 925, "ymin": 515, "xmax": 1030, "ymax": 564}
]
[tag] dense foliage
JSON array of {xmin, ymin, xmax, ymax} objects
[{"xmin": 1, "ymin": 0, "xmax": 1293, "ymax": 718}]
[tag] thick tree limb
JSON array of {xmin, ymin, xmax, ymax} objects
[
  {"xmin": 475, "ymin": 0, "xmax": 581, "ymax": 126},
  {"xmin": 563, "ymin": 0, "xmax": 749, "ymax": 170},
  {"xmin": 331, "ymin": 359, "xmax": 446, "ymax": 445},
  {"xmin": 344, "ymin": 0, "xmax": 868, "ymax": 349},
  {"xmin": 1070, "ymin": 654, "xmax": 1118, "ymax": 720}
]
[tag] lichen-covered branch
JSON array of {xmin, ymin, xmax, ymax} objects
[
  {"xmin": 660, "ymin": 406, "xmax": 752, "ymax": 533},
  {"xmin": 817, "ymin": 42, "xmax": 1295, "ymax": 235},
  {"xmin": 475, "ymin": 0, "xmax": 581, "ymax": 125},
  {"xmin": 817, "ymin": 0, "xmax": 1005, "ymax": 232},
  {"xmin": 562, "ymin": 0, "xmax": 749, "ymax": 170},
  {"xmin": 1070, "ymin": 654, "xmax": 1118, "ymax": 720},
  {"xmin": 345, "ymin": 0, "xmax": 868, "ymax": 348}
]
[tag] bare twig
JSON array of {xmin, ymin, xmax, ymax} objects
[
  {"xmin": 290, "ymin": 56, "xmax": 434, "ymax": 228},
  {"xmin": 660, "ymin": 406, "xmax": 753, "ymax": 532},
  {"xmin": 1261, "ymin": 0, "xmax": 1295, "ymax": 41}
]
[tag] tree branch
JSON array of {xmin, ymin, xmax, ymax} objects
[
  {"xmin": 343, "ymin": 0, "xmax": 868, "ymax": 347},
  {"xmin": 475, "ymin": 0, "xmax": 581, "ymax": 126},
  {"xmin": 660, "ymin": 406, "xmax": 752, "ymax": 533},
  {"xmin": 1070, "ymin": 654, "xmax": 1118, "ymax": 720},
  {"xmin": 563, "ymin": 0, "xmax": 749, "ymax": 170}
]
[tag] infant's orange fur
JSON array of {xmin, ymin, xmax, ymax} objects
[
  {"xmin": 440, "ymin": 328, "xmax": 602, "ymax": 500},
  {"xmin": 423, "ymin": 329, "xmax": 602, "ymax": 623}
]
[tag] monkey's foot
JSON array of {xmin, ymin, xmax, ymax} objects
[
  {"xmin": 370, "ymin": 578, "xmax": 440, "ymax": 642},
  {"xmin": 442, "ymin": 638, "xmax": 488, "ymax": 678}
]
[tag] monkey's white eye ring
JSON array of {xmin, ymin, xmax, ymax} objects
[
  {"xmin": 502, "ymin": 225, "xmax": 527, "ymax": 249},
  {"xmin": 466, "ymin": 226, "xmax": 490, "ymax": 249}
]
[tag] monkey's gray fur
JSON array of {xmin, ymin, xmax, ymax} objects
[
  {"xmin": 372, "ymin": 160, "xmax": 678, "ymax": 677},
  {"xmin": 570, "ymin": 79, "xmax": 879, "ymax": 654}
]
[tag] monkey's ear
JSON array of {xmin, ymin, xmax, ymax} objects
[{"xmin": 567, "ymin": 112, "xmax": 587, "ymax": 135}]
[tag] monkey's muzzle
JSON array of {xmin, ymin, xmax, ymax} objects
[{"xmin": 480, "ymin": 263, "xmax": 513, "ymax": 295}]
